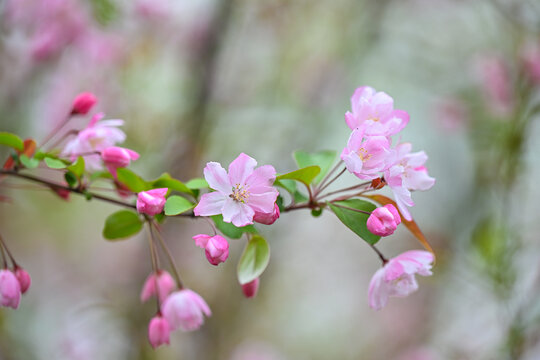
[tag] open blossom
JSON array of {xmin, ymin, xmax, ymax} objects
[
  {"xmin": 368, "ymin": 250, "xmax": 434, "ymax": 310},
  {"xmin": 62, "ymin": 112, "xmax": 126, "ymax": 171},
  {"xmin": 241, "ymin": 278, "xmax": 260, "ymax": 298},
  {"xmin": 253, "ymin": 203, "xmax": 280, "ymax": 225},
  {"xmin": 345, "ymin": 86, "xmax": 409, "ymax": 136},
  {"xmin": 0, "ymin": 270, "xmax": 21, "ymax": 309},
  {"xmin": 193, "ymin": 234, "xmax": 229, "ymax": 266},
  {"xmin": 140, "ymin": 270, "xmax": 176, "ymax": 303},
  {"xmin": 384, "ymin": 143, "xmax": 435, "ymax": 221},
  {"xmin": 148, "ymin": 314, "xmax": 171, "ymax": 349},
  {"xmin": 71, "ymin": 92, "xmax": 97, "ymax": 115},
  {"xmin": 101, "ymin": 146, "xmax": 140, "ymax": 178},
  {"xmin": 136, "ymin": 188, "xmax": 168, "ymax": 216},
  {"xmin": 367, "ymin": 204, "xmax": 401, "ymax": 237},
  {"xmin": 162, "ymin": 289, "xmax": 211, "ymax": 331},
  {"xmin": 341, "ymin": 128, "xmax": 391, "ymax": 180},
  {"xmin": 194, "ymin": 153, "xmax": 279, "ymax": 227}
]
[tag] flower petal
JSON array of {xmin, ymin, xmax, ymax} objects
[
  {"xmin": 194, "ymin": 192, "xmax": 226, "ymax": 216},
  {"xmin": 228, "ymin": 153, "xmax": 257, "ymax": 186},
  {"xmin": 204, "ymin": 162, "xmax": 231, "ymax": 194}
]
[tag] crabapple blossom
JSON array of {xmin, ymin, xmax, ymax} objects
[
  {"xmin": 14, "ymin": 267, "xmax": 31, "ymax": 294},
  {"xmin": 194, "ymin": 153, "xmax": 279, "ymax": 227},
  {"xmin": 0, "ymin": 270, "xmax": 21, "ymax": 309},
  {"xmin": 192, "ymin": 234, "xmax": 229, "ymax": 266},
  {"xmin": 162, "ymin": 289, "xmax": 212, "ymax": 331},
  {"xmin": 367, "ymin": 204, "xmax": 401, "ymax": 237},
  {"xmin": 345, "ymin": 86, "xmax": 409, "ymax": 136},
  {"xmin": 136, "ymin": 188, "xmax": 168, "ymax": 216},
  {"xmin": 101, "ymin": 146, "xmax": 140, "ymax": 178},
  {"xmin": 341, "ymin": 128, "xmax": 391, "ymax": 180},
  {"xmin": 253, "ymin": 203, "xmax": 280, "ymax": 225},
  {"xmin": 241, "ymin": 278, "xmax": 260, "ymax": 298},
  {"xmin": 140, "ymin": 270, "xmax": 176, "ymax": 303},
  {"xmin": 71, "ymin": 92, "xmax": 97, "ymax": 115},
  {"xmin": 368, "ymin": 250, "xmax": 434, "ymax": 310},
  {"xmin": 62, "ymin": 112, "xmax": 126, "ymax": 171},
  {"xmin": 148, "ymin": 314, "xmax": 171, "ymax": 349}
]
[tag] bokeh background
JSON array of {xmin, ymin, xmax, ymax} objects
[{"xmin": 1, "ymin": 0, "xmax": 540, "ymax": 359}]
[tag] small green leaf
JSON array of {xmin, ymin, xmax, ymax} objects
[
  {"xmin": 328, "ymin": 199, "xmax": 380, "ymax": 245},
  {"xmin": 185, "ymin": 178, "xmax": 209, "ymax": 190},
  {"xmin": 90, "ymin": 171, "xmax": 113, "ymax": 182},
  {"xmin": 19, "ymin": 155, "xmax": 39, "ymax": 169},
  {"xmin": 211, "ymin": 215, "xmax": 257, "ymax": 239},
  {"xmin": 103, "ymin": 210, "xmax": 143, "ymax": 240},
  {"xmin": 44, "ymin": 157, "xmax": 68, "ymax": 169},
  {"xmin": 0, "ymin": 132, "xmax": 24, "ymax": 151},
  {"xmin": 164, "ymin": 195, "xmax": 194, "ymax": 216},
  {"xmin": 276, "ymin": 166, "xmax": 320, "ymax": 187},
  {"xmin": 116, "ymin": 168, "xmax": 149, "ymax": 192},
  {"xmin": 33, "ymin": 151, "xmax": 46, "ymax": 160},
  {"xmin": 67, "ymin": 156, "xmax": 85, "ymax": 177},
  {"xmin": 275, "ymin": 179, "xmax": 309, "ymax": 203},
  {"xmin": 294, "ymin": 150, "xmax": 337, "ymax": 185},
  {"xmin": 151, "ymin": 173, "xmax": 193, "ymax": 196},
  {"xmin": 311, "ymin": 208, "xmax": 323, "ymax": 217},
  {"xmin": 64, "ymin": 171, "xmax": 78, "ymax": 188},
  {"xmin": 237, "ymin": 235, "xmax": 270, "ymax": 284}
]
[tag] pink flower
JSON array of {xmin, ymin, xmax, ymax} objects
[
  {"xmin": 253, "ymin": 203, "xmax": 280, "ymax": 225},
  {"xmin": 384, "ymin": 143, "xmax": 435, "ymax": 221},
  {"xmin": 148, "ymin": 314, "xmax": 171, "ymax": 349},
  {"xmin": 140, "ymin": 270, "xmax": 176, "ymax": 303},
  {"xmin": 0, "ymin": 269, "xmax": 21, "ymax": 309},
  {"xmin": 14, "ymin": 268, "xmax": 31, "ymax": 294},
  {"xmin": 136, "ymin": 188, "xmax": 168, "ymax": 216},
  {"xmin": 368, "ymin": 250, "xmax": 434, "ymax": 310},
  {"xmin": 62, "ymin": 112, "xmax": 126, "ymax": 171},
  {"xmin": 341, "ymin": 128, "xmax": 391, "ymax": 180},
  {"xmin": 162, "ymin": 289, "xmax": 212, "ymax": 331},
  {"xmin": 101, "ymin": 146, "xmax": 140, "ymax": 178},
  {"xmin": 241, "ymin": 278, "xmax": 260, "ymax": 298},
  {"xmin": 475, "ymin": 55, "xmax": 514, "ymax": 116},
  {"xmin": 192, "ymin": 234, "xmax": 229, "ymax": 266},
  {"xmin": 194, "ymin": 153, "xmax": 279, "ymax": 227},
  {"xmin": 367, "ymin": 204, "xmax": 401, "ymax": 237},
  {"xmin": 345, "ymin": 86, "xmax": 409, "ymax": 136},
  {"xmin": 71, "ymin": 92, "xmax": 97, "ymax": 115}
]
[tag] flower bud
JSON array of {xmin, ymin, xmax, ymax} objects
[
  {"xmin": 148, "ymin": 314, "xmax": 171, "ymax": 349},
  {"xmin": 14, "ymin": 268, "xmax": 31, "ymax": 294},
  {"xmin": 0, "ymin": 270, "xmax": 21, "ymax": 309},
  {"xmin": 241, "ymin": 278, "xmax": 260, "ymax": 298},
  {"xmin": 162, "ymin": 289, "xmax": 212, "ymax": 331},
  {"xmin": 141, "ymin": 270, "xmax": 176, "ymax": 303},
  {"xmin": 71, "ymin": 92, "xmax": 97, "ymax": 115},
  {"xmin": 102, "ymin": 146, "xmax": 140, "ymax": 178},
  {"xmin": 367, "ymin": 204, "xmax": 401, "ymax": 237},
  {"xmin": 193, "ymin": 234, "xmax": 229, "ymax": 266},
  {"xmin": 253, "ymin": 203, "xmax": 280, "ymax": 225},
  {"xmin": 136, "ymin": 188, "xmax": 168, "ymax": 216}
]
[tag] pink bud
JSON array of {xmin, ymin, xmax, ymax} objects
[
  {"xmin": 52, "ymin": 187, "xmax": 70, "ymax": 201},
  {"xmin": 71, "ymin": 92, "xmax": 97, "ymax": 115},
  {"xmin": 148, "ymin": 314, "xmax": 171, "ymax": 349},
  {"xmin": 14, "ymin": 268, "xmax": 31, "ymax": 294},
  {"xmin": 253, "ymin": 203, "xmax": 280, "ymax": 225},
  {"xmin": 140, "ymin": 270, "xmax": 176, "ymax": 303},
  {"xmin": 162, "ymin": 289, "xmax": 211, "ymax": 331},
  {"xmin": 192, "ymin": 234, "xmax": 229, "ymax": 266},
  {"xmin": 241, "ymin": 278, "xmax": 260, "ymax": 298},
  {"xmin": 367, "ymin": 204, "xmax": 401, "ymax": 237},
  {"xmin": 136, "ymin": 188, "xmax": 168, "ymax": 216},
  {"xmin": 101, "ymin": 146, "xmax": 140, "ymax": 178},
  {"xmin": 0, "ymin": 269, "xmax": 21, "ymax": 309}
]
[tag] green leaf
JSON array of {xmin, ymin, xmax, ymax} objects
[
  {"xmin": 33, "ymin": 151, "xmax": 46, "ymax": 160},
  {"xmin": 185, "ymin": 178, "xmax": 209, "ymax": 190},
  {"xmin": 164, "ymin": 195, "xmax": 195, "ymax": 215},
  {"xmin": 274, "ymin": 179, "xmax": 308, "ymax": 203},
  {"xmin": 276, "ymin": 165, "xmax": 320, "ymax": 187},
  {"xmin": 90, "ymin": 0, "xmax": 118, "ymax": 25},
  {"xmin": 19, "ymin": 155, "xmax": 39, "ymax": 169},
  {"xmin": 116, "ymin": 168, "xmax": 149, "ymax": 192},
  {"xmin": 237, "ymin": 235, "xmax": 270, "ymax": 285},
  {"xmin": 89, "ymin": 171, "xmax": 113, "ymax": 182},
  {"xmin": 44, "ymin": 157, "xmax": 68, "ymax": 169},
  {"xmin": 151, "ymin": 173, "xmax": 193, "ymax": 196},
  {"xmin": 0, "ymin": 132, "xmax": 24, "ymax": 151},
  {"xmin": 67, "ymin": 156, "xmax": 85, "ymax": 177},
  {"xmin": 294, "ymin": 150, "xmax": 337, "ymax": 185},
  {"xmin": 102, "ymin": 210, "xmax": 143, "ymax": 240},
  {"xmin": 328, "ymin": 199, "xmax": 380, "ymax": 245},
  {"xmin": 211, "ymin": 214, "xmax": 257, "ymax": 239},
  {"xmin": 64, "ymin": 171, "xmax": 78, "ymax": 188}
]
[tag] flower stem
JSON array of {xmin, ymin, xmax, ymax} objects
[
  {"xmin": 151, "ymin": 222, "xmax": 184, "ymax": 289},
  {"xmin": 317, "ymin": 181, "xmax": 372, "ymax": 200},
  {"xmin": 370, "ymin": 244, "xmax": 388, "ymax": 265},
  {"xmin": 329, "ymin": 202, "xmax": 371, "ymax": 215},
  {"xmin": 315, "ymin": 167, "xmax": 346, "ymax": 197},
  {"xmin": 39, "ymin": 114, "xmax": 72, "ymax": 149},
  {"xmin": 0, "ymin": 234, "xmax": 17, "ymax": 268},
  {"xmin": 316, "ymin": 160, "xmax": 343, "ymax": 192}
]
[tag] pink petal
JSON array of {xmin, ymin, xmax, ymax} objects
[
  {"xmin": 204, "ymin": 162, "xmax": 231, "ymax": 194},
  {"xmin": 368, "ymin": 267, "xmax": 389, "ymax": 310},
  {"xmin": 245, "ymin": 165, "xmax": 276, "ymax": 189},
  {"xmin": 247, "ymin": 191, "xmax": 278, "ymax": 214},
  {"xmin": 222, "ymin": 198, "xmax": 254, "ymax": 227},
  {"xmin": 194, "ymin": 192, "xmax": 226, "ymax": 216},
  {"xmin": 228, "ymin": 153, "xmax": 257, "ymax": 186},
  {"xmin": 192, "ymin": 234, "xmax": 211, "ymax": 248}
]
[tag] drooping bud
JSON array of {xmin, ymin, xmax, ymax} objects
[
  {"xmin": 148, "ymin": 314, "xmax": 171, "ymax": 349},
  {"xmin": 136, "ymin": 188, "xmax": 168, "ymax": 216},
  {"xmin": 241, "ymin": 278, "xmax": 260, "ymax": 299},
  {"xmin": 14, "ymin": 268, "xmax": 31, "ymax": 294},
  {"xmin": 0, "ymin": 270, "xmax": 21, "ymax": 309},
  {"xmin": 162, "ymin": 289, "xmax": 212, "ymax": 331},
  {"xmin": 192, "ymin": 234, "xmax": 229, "ymax": 266},
  {"xmin": 101, "ymin": 146, "xmax": 140, "ymax": 178},
  {"xmin": 71, "ymin": 92, "xmax": 97, "ymax": 115},
  {"xmin": 140, "ymin": 270, "xmax": 176, "ymax": 303},
  {"xmin": 366, "ymin": 204, "xmax": 401, "ymax": 237},
  {"xmin": 253, "ymin": 203, "xmax": 280, "ymax": 225}
]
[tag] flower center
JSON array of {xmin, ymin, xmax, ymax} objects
[
  {"xmin": 230, "ymin": 184, "xmax": 249, "ymax": 203},
  {"xmin": 357, "ymin": 147, "xmax": 372, "ymax": 162}
]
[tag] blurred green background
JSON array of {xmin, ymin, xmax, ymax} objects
[{"xmin": 1, "ymin": 0, "xmax": 540, "ymax": 359}]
